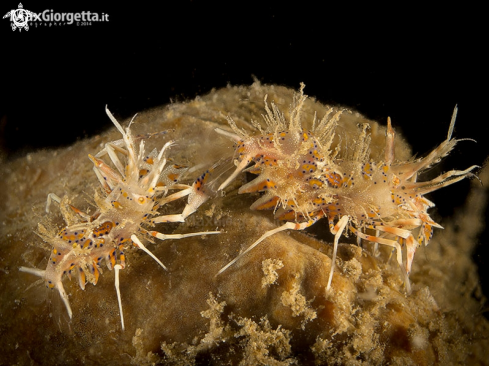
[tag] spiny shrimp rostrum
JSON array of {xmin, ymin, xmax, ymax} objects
[
  {"xmin": 215, "ymin": 84, "xmax": 478, "ymax": 292},
  {"xmin": 19, "ymin": 107, "xmax": 219, "ymax": 330}
]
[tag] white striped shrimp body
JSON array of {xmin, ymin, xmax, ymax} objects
[
  {"xmin": 19, "ymin": 107, "xmax": 219, "ymax": 330},
  {"xmin": 216, "ymin": 84, "xmax": 478, "ymax": 292}
]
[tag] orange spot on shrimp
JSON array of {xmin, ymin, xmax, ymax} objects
[
  {"xmin": 275, "ymin": 210, "xmax": 297, "ymax": 221},
  {"xmin": 119, "ymin": 253, "xmax": 126, "ymax": 268},
  {"xmin": 263, "ymin": 157, "xmax": 278, "ymax": 167},
  {"xmin": 312, "ymin": 197, "xmax": 325, "ymax": 205},
  {"xmin": 248, "ymin": 166, "xmax": 262, "ymax": 175},
  {"xmin": 194, "ymin": 180, "xmax": 203, "ymax": 191},
  {"xmin": 69, "ymin": 205, "xmax": 86, "ymax": 217},
  {"xmin": 325, "ymin": 172, "xmax": 342, "ymax": 188},
  {"xmin": 301, "ymin": 164, "xmax": 317, "ymax": 174},
  {"xmin": 391, "ymin": 192, "xmax": 403, "ymax": 205},
  {"xmin": 362, "ymin": 162, "xmax": 373, "ymax": 179},
  {"xmin": 308, "ymin": 210, "xmax": 325, "ymax": 220},
  {"xmin": 78, "ymin": 269, "xmax": 86, "ymax": 289},
  {"xmin": 112, "ymin": 201, "xmax": 123, "ymax": 209},
  {"xmin": 312, "ymin": 150, "xmax": 322, "ymax": 160},
  {"xmin": 240, "ymin": 178, "xmax": 277, "ymax": 193},
  {"xmin": 367, "ymin": 206, "xmax": 380, "ymax": 218},
  {"xmin": 108, "ymin": 249, "xmax": 116, "ymax": 269},
  {"xmin": 308, "ymin": 178, "xmax": 323, "ymax": 189},
  {"xmin": 167, "ymin": 173, "xmax": 179, "ymax": 182},
  {"xmin": 93, "ymin": 221, "xmax": 114, "ymax": 237},
  {"xmin": 419, "ymin": 223, "xmax": 433, "ymax": 245},
  {"xmin": 342, "ymin": 175, "xmax": 354, "ymax": 188},
  {"xmin": 139, "ymin": 169, "xmax": 149, "ymax": 177},
  {"xmin": 254, "ymin": 196, "xmax": 279, "ymax": 210}
]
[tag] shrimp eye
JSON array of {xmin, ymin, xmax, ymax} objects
[{"xmin": 138, "ymin": 197, "xmax": 145, "ymax": 204}]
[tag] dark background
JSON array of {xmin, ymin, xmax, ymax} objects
[{"xmin": 2, "ymin": 2, "xmax": 488, "ymax": 306}]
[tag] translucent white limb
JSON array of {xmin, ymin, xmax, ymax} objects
[
  {"xmin": 218, "ymin": 158, "xmax": 251, "ymax": 191},
  {"xmin": 95, "ymin": 139, "xmax": 127, "ymax": 158},
  {"xmin": 68, "ymin": 204, "xmax": 91, "ymax": 222},
  {"xmin": 92, "ymin": 166, "xmax": 113, "ymax": 192},
  {"xmin": 216, "ymin": 220, "xmax": 314, "ymax": 276},
  {"xmin": 130, "ymin": 234, "xmax": 168, "ymax": 271},
  {"xmin": 352, "ymin": 229, "xmax": 403, "ymax": 268},
  {"xmin": 19, "ymin": 267, "xmax": 73, "ymax": 319},
  {"xmin": 326, "ymin": 215, "xmax": 349, "ymax": 291},
  {"xmin": 104, "ymin": 142, "xmax": 125, "ymax": 176},
  {"xmin": 149, "ymin": 230, "xmax": 220, "ymax": 241},
  {"xmin": 373, "ymin": 229, "xmax": 380, "ymax": 257},
  {"xmin": 150, "ymin": 186, "xmax": 190, "ymax": 212},
  {"xmin": 137, "ymin": 139, "xmax": 145, "ymax": 164},
  {"xmin": 405, "ymin": 234, "xmax": 420, "ymax": 275},
  {"xmin": 89, "ymin": 154, "xmax": 121, "ymax": 190},
  {"xmin": 398, "ymin": 107, "xmax": 476, "ymax": 180},
  {"xmin": 214, "ymin": 129, "xmax": 252, "ymax": 191},
  {"xmin": 56, "ymin": 280, "xmax": 73, "ymax": 319},
  {"xmin": 408, "ymin": 165, "xmax": 479, "ymax": 195},
  {"xmin": 47, "ymin": 194, "xmax": 90, "ymax": 225},
  {"xmin": 385, "ymin": 116, "xmax": 395, "ymax": 165},
  {"xmin": 401, "ymin": 264, "xmax": 412, "ymax": 294},
  {"xmin": 389, "ymin": 218, "xmax": 423, "ymax": 227},
  {"xmin": 157, "ymin": 187, "xmax": 192, "ymax": 206},
  {"xmin": 356, "ymin": 232, "xmax": 362, "ymax": 247},
  {"xmin": 215, "ymin": 127, "xmax": 242, "ymax": 142},
  {"xmin": 373, "ymin": 225, "xmax": 411, "ymax": 239},
  {"xmin": 19, "ymin": 266, "xmax": 45, "ymax": 277},
  {"xmin": 105, "ymin": 106, "xmax": 138, "ymax": 179},
  {"xmin": 114, "ymin": 264, "xmax": 125, "ymax": 331},
  {"xmin": 161, "ymin": 184, "xmax": 192, "ymax": 191},
  {"xmin": 352, "ymin": 226, "xmax": 410, "ymax": 291},
  {"xmin": 46, "ymin": 193, "xmax": 61, "ymax": 213},
  {"xmin": 447, "ymin": 105, "xmax": 457, "ymax": 140},
  {"xmin": 105, "ymin": 106, "xmax": 126, "ymax": 136},
  {"xmin": 152, "ymin": 187, "xmax": 207, "ymax": 224},
  {"xmin": 151, "ymin": 214, "xmax": 185, "ymax": 224},
  {"xmin": 148, "ymin": 141, "xmax": 173, "ymax": 189}
]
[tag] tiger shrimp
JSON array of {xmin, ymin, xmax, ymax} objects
[
  {"xmin": 214, "ymin": 84, "xmax": 478, "ymax": 292},
  {"xmin": 19, "ymin": 107, "xmax": 220, "ymax": 330}
]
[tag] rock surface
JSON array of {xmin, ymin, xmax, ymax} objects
[{"xmin": 0, "ymin": 83, "xmax": 487, "ymax": 365}]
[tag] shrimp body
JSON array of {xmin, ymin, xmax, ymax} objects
[
  {"xmin": 20, "ymin": 107, "xmax": 220, "ymax": 329},
  {"xmin": 216, "ymin": 84, "xmax": 478, "ymax": 291}
]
